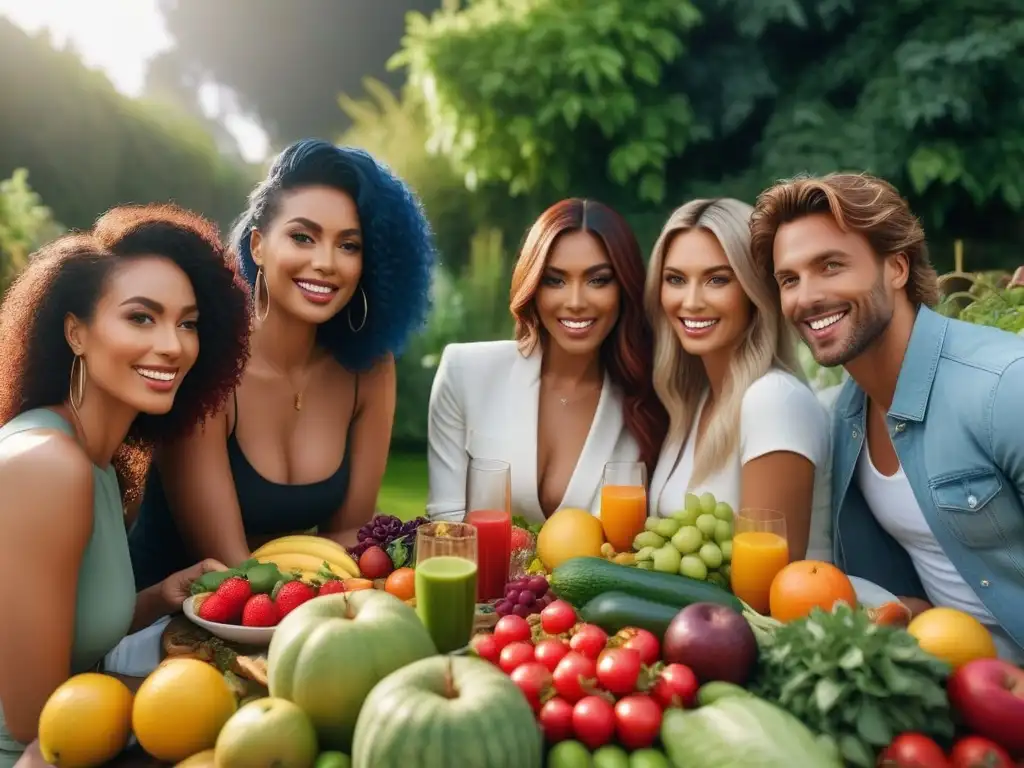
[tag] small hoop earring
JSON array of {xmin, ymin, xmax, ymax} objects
[
  {"xmin": 348, "ymin": 285, "xmax": 368, "ymax": 333},
  {"xmin": 254, "ymin": 267, "xmax": 270, "ymax": 323},
  {"xmin": 69, "ymin": 355, "xmax": 87, "ymax": 412}
]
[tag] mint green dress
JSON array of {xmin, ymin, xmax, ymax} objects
[{"xmin": 0, "ymin": 409, "xmax": 136, "ymax": 767}]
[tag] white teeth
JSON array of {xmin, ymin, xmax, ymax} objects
[
  {"xmin": 808, "ymin": 312, "xmax": 846, "ymax": 331},
  {"xmin": 296, "ymin": 281, "xmax": 335, "ymax": 295},
  {"xmin": 136, "ymin": 368, "xmax": 176, "ymax": 382},
  {"xmin": 683, "ymin": 318, "xmax": 718, "ymax": 329},
  {"xmin": 560, "ymin": 319, "xmax": 595, "ymax": 330}
]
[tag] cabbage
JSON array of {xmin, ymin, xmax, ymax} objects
[{"xmin": 661, "ymin": 697, "xmax": 842, "ymax": 768}]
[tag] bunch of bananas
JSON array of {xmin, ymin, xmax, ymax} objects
[{"xmin": 250, "ymin": 534, "xmax": 361, "ymax": 582}]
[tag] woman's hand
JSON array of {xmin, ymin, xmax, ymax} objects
[
  {"xmin": 899, "ymin": 596, "xmax": 933, "ymax": 618},
  {"xmin": 158, "ymin": 558, "xmax": 228, "ymax": 614}
]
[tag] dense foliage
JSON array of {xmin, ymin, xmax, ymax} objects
[{"xmin": 0, "ymin": 170, "xmax": 63, "ymax": 295}]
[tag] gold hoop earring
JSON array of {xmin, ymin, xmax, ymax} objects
[
  {"xmin": 254, "ymin": 267, "xmax": 270, "ymax": 323},
  {"xmin": 69, "ymin": 355, "xmax": 87, "ymax": 412},
  {"xmin": 348, "ymin": 285, "xmax": 368, "ymax": 333}
]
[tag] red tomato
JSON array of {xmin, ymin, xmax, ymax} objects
[
  {"xmin": 596, "ymin": 648, "xmax": 642, "ymax": 696},
  {"xmin": 538, "ymin": 697, "xmax": 575, "ymax": 743},
  {"xmin": 950, "ymin": 736, "xmax": 1014, "ymax": 768},
  {"xmin": 499, "ymin": 641, "xmax": 536, "ymax": 674},
  {"xmin": 650, "ymin": 663, "xmax": 700, "ymax": 709},
  {"xmin": 510, "ymin": 662, "xmax": 552, "ymax": 712},
  {"xmin": 541, "ymin": 600, "xmax": 578, "ymax": 635},
  {"xmin": 470, "ymin": 633, "xmax": 501, "ymax": 665},
  {"xmin": 569, "ymin": 624, "xmax": 609, "ymax": 660},
  {"xmin": 614, "ymin": 694, "xmax": 663, "ymax": 750},
  {"xmin": 552, "ymin": 652, "xmax": 597, "ymax": 703},
  {"xmin": 616, "ymin": 628, "xmax": 660, "ymax": 666},
  {"xmin": 572, "ymin": 695, "xmax": 616, "ymax": 750},
  {"xmin": 534, "ymin": 639, "xmax": 571, "ymax": 672},
  {"xmin": 879, "ymin": 733, "xmax": 951, "ymax": 767},
  {"xmin": 493, "ymin": 614, "xmax": 532, "ymax": 648}
]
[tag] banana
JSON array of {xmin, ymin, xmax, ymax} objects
[
  {"xmin": 252, "ymin": 535, "xmax": 361, "ymax": 577},
  {"xmin": 256, "ymin": 553, "xmax": 356, "ymax": 580}
]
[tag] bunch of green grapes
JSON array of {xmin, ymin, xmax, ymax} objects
[{"xmin": 632, "ymin": 491, "xmax": 733, "ymax": 590}]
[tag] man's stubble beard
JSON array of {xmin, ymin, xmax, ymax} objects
[{"xmin": 812, "ymin": 269, "xmax": 893, "ymax": 368}]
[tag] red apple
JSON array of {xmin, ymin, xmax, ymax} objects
[
  {"xmin": 661, "ymin": 602, "xmax": 758, "ymax": 686},
  {"xmin": 947, "ymin": 658, "xmax": 1024, "ymax": 756}
]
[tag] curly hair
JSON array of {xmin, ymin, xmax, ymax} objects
[
  {"xmin": 750, "ymin": 172, "xmax": 939, "ymax": 307},
  {"xmin": 0, "ymin": 203, "xmax": 251, "ymax": 503},
  {"xmin": 510, "ymin": 198, "xmax": 668, "ymax": 476},
  {"xmin": 230, "ymin": 139, "xmax": 436, "ymax": 371}
]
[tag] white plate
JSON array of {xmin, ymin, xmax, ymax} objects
[
  {"xmin": 849, "ymin": 576, "xmax": 899, "ymax": 608},
  {"xmin": 182, "ymin": 595, "xmax": 275, "ymax": 647}
]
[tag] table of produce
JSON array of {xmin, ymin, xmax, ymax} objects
[{"xmin": 35, "ymin": 502, "xmax": 1024, "ymax": 768}]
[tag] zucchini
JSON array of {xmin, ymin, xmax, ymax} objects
[
  {"xmin": 580, "ymin": 592, "xmax": 678, "ymax": 638},
  {"xmin": 550, "ymin": 556, "xmax": 745, "ymax": 613}
]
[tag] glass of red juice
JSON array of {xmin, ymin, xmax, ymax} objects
[{"xmin": 463, "ymin": 458, "xmax": 512, "ymax": 602}]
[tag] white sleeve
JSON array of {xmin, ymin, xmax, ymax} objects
[
  {"xmin": 739, "ymin": 373, "xmax": 829, "ymax": 469},
  {"xmin": 426, "ymin": 345, "xmax": 469, "ymax": 522}
]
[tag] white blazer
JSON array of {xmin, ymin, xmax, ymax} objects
[{"xmin": 426, "ymin": 340, "xmax": 640, "ymax": 524}]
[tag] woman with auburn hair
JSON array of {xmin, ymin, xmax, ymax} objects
[
  {"xmin": 427, "ymin": 198, "xmax": 666, "ymax": 523},
  {"xmin": 0, "ymin": 204, "xmax": 249, "ymax": 766},
  {"xmin": 645, "ymin": 198, "xmax": 831, "ymax": 561}
]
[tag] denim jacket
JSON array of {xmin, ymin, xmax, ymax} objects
[{"xmin": 831, "ymin": 306, "xmax": 1024, "ymax": 652}]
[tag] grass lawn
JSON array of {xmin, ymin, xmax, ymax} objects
[{"xmin": 377, "ymin": 451, "xmax": 429, "ymax": 522}]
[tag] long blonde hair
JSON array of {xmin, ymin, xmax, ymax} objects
[{"xmin": 644, "ymin": 198, "xmax": 805, "ymax": 487}]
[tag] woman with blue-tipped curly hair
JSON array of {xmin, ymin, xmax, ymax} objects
[{"xmin": 128, "ymin": 139, "xmax": 435, "ymax": 590}]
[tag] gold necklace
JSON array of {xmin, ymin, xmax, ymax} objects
[{"xmin": 550, "ymin": 383, "xmax": 601, "ymax": 407}]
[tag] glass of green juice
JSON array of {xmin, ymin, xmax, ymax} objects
[{"xmin": 415, "ymin": 522, "xmax": 479, "ymax": 654}]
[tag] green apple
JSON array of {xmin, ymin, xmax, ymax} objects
[{"xmin": 214, "ymin": 697, "xmax": 318, "ymax": 768}]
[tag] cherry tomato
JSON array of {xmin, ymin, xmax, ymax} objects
[
  {"xmin": 541, "ymin": 600, "xmax": 577, "ymax": 635},
  {"xmin": 499, "ymin": 641, "xmax": 536, "ymax": 674},
  {"xmin": 538, "ymin": 697, "xmax": 574, "ymax": 743},
  {"xmin": 614, "ymin": 694, "xmax": 663, "ymax": 750},
  {"xmin": 569, "ymin": 623, "xmax": 609, "ymax": 660},
  {"xmin": 616, "ymin": 627, "xmax": 660, "ymax": 666},
  {"xmin": 510, "ymin": 661, "xmax": 552, "ymax": 712},
  {"xmin": 596, "ymin": 648, "xmax": 642, "ymax": 696},
  {"xmin": 470, "ymin": 633, "xmax": 501, "ymax": 665},
  {"xmin": 651, "ymin": 663, "xmax": 699, "ymax": 709},
  {"xmin": 878, "ymin": 733, "xmax": 951, "ymax": 767},
  {"xmin": 572, "ymin": 695, "xmax": 616, "ymax": 750},
  {"xmin": 534, "ymin": 639, "xmax": 571, "ymax": 672},
  {"xmin": 950, "ymin": 736, "xmax": 1013, "ymax": 768},
  {"xmin": 493, "ymin": 614, "xmax": 532, "ymax": 649},
  {"xmin": 552, "ymin": 651, "xmax": 597, "ymax": 703}
]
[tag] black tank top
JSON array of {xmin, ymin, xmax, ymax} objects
[{"xmin": 128, "ymin": 377, "xmax": 358, "ymax": 590}]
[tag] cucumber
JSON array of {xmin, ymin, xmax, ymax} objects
[
  {"xmin": 550, "ymin": 557, "xmax": 745, "ymax": 613},
  {"xmin": 696, "ymin": 681, "xmax": 753, "ymax": 706},
  {"xmin": 580, "ymin": 592, "xmax": 678, "ymax": 638}
]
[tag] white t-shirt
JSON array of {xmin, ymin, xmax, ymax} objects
[{"xmin": 651, "ymin": 369, "xmax": 833, "ymax": 561}]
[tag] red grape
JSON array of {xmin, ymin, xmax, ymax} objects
[
  {"xmin": 518, "ymin": 591, "xmax": 536, "ymax": 606},
  {"xmin": 496, "ymin": 600, "xmax": 513, "ymax": 616},
  {"xmin": 528, "ymin": 576, "xmax": 549, "ymax": 595},
  {"xmin": 507, "ymin": 589, "xmax": 521, "ymax": 603},
  {"xmin": 513, "ymin": 604, "xmax": 532, "ymax": 618}
]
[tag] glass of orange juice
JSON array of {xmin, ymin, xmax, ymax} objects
[
  {"xmin": 600, "ymin": 462, "xmax": 647, "ymax": 552},
  {"xmin": 731, "ymin": 509, "xmax": 789, "ymax": 614}
]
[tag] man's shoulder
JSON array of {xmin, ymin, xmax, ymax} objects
[{"xmin": 939, "ymin": 316, "xmax": 1024, "ymax": 377}]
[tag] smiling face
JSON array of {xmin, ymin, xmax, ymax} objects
[
  {"xmin": 772, "ymin": 213, "xmax": 899, "ymax": 367},
  {"xmin": 535, "ymin": 230, "xmax": 621, "ymax": 356},
  {"xmin": 67, "ymin": 256, "xmax": 200, "ymax": 414},
  {"xmin": 660, "ymin": 228, "xmax": 753, "ymax": 359},
  {"xmin": 250, "ymin": 185, "xmax": 364, "ymax": 324}
]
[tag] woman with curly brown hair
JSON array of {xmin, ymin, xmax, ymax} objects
[{"xmin": 0, "ymin": 204, "xmax": 250, "ymax": 766}]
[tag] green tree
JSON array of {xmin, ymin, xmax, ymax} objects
[{"xmin": 0, "ymin": 169, "xmax": 64, "ymax": 293}]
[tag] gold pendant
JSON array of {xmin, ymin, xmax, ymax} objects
[{"xmin": 294, "ymin": 392, "xmax": 302, "ymax": 411}]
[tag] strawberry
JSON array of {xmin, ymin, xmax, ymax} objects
[
  {"xmin": 241, "ymin": 594, "xmax": 279, "ymax": 627},
  {"xmin": 318, "ymin": 580, "xmax": 346, "ymax": 596},
  {"xmin": 511, "ymin": 526, "xmax": 533, "ymax": 551},
  {"xmin": 198, "ymin": 593, "xmax": 236, "ymax": 624},
  {"xmin": 212, "ymin": 576, "xmax": 252, "ymax": 623},
  {"xmin": 274, "ymin": 580, "xmax": 316, "ymax": 618}
]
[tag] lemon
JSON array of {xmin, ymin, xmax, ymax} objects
[
  {"xmin": 133, "ymin": 658, "xmax": 237, "ymax": 763},
  {"xmin": 38, "ymin": 673, "xmax": 133, "ymax": 768},
  {"xmin": 907, "ymin": 607, "xmax": 998, "ymax": 669}
]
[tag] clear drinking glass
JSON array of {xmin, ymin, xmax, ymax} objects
[
  {"xmin": 464, "ymin": 459, "xmax": 512, "ymax": 601},
  {"xmin": 414, "ymin": 522, "xmax": 478, "ymax": 653},
  {"xmin": 730, "ymin": 509, "xmax": 789, "ymax": 615}
]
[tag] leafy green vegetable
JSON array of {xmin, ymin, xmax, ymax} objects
[
  {"xmin": 661, "ymin": 695, "xmax": 842, "ymax": 767},
  {"xmin": 512, "ymin": 515, "xmax": 544, "ymax": 537},
  {"xmin": 386, "ymin": 534, "xmax": 413, "ymax": 569},
  {"xmin": 936, "ymin": 282, "xmax": 1024, "ymax": 334},
  {"xmin": 752, "ymin": 603, "xmax": 954, "ymax": 768}
]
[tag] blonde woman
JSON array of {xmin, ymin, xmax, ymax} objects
[{"xmin": 644, "ymin": 198, "xmax": 831, "ymax": 561}]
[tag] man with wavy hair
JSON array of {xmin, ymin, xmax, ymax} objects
[{"xmin": 750, "ymin": 172, "xmax": 1024, "ymax": 663}]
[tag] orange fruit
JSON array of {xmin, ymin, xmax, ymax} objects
[
  {"xmin": 768, "ymin": 559, "xmax": 858, "ymax": 623},
  {"xmin": 907, "ymin": 607, "xmax": 998, "ymax": 669},
  {"xmin": 39, "ymin": 673, "xmax": 134, "ymax": 768},
  {"xmin": 342, "ymin": 577, "xmax": 374, "ymax": 591},
  {"xmin": 385, "ymin": 567, "xmax": 416, "ymax": 601},
  {"xmin": 536, "ymin": 508, "xmax": 605, "ymax": 570},
  {"xmin": 132, "ymin": 658, "xmax": 237, "ymax": 763}
]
